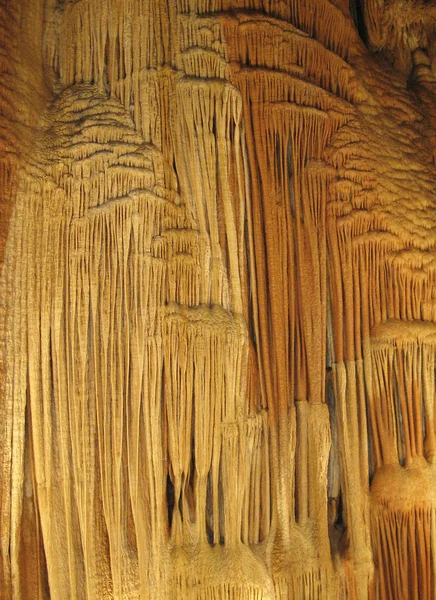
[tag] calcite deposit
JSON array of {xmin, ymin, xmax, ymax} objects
[{"xmin": 2, "ymin": 1, "xmax": 436, "ymax": 599}]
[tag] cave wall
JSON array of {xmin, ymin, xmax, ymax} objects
[{"xmin": 2, "ymin": 1, "xmax": 436, "ymax": 599}]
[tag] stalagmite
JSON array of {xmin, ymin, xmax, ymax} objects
[{"xmin": 3, "ymin": 0, "xmax": 436, "ymax": 599}]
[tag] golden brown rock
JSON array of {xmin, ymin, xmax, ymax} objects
[{"xmin": 1, "ymin": 1, "xmax": 436, "ymax": 599}]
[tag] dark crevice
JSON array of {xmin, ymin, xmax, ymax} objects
[
  {"xmin": 166, "ymin": 474, "xmax": 175, "ymax": 527},
  {"xmin": 349, "ymin": 0, "xmax": 368, "ymax": 45}
]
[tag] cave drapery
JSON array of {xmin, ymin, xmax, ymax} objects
[{"xmin": 2, "ymin": 0, "xmax": 436, "ymax": 599}]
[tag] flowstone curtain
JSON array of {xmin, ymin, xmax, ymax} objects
[{"xmin": 2, "ymin": 1, "xmax": 436, "ymax": 599}]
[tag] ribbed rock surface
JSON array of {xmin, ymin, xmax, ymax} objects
[{"xmin": 2, "ymin": 1, "xmax": 436, "ymax": 599}]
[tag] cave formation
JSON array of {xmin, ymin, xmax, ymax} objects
[{"xmin": 2, "ymin": 0, "xmax": 436, "ymax": 599}]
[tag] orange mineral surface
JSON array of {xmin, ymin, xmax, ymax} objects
[{"xmin": 2, "ymin": 1, "xmax": 436, "ymax": 599}]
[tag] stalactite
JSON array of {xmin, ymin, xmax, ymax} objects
[{"xmin": 3, "ymin": 0, "xmax": 436, "ymax": 599}]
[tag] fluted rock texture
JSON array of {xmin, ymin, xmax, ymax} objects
[{"xmin": 2, "ymin": 1, "xmax": 436, "ymax": 599}]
